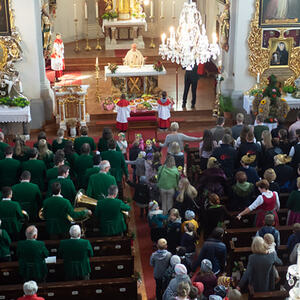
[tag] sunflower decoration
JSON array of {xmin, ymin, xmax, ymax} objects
[{"xmin": 257, "ymin": 97, "xmax": 270, "ymax": 120}]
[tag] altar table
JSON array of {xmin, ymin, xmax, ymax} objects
[{"xmin": 104, "ymin": 64, "xmax": 167, "ymax": 96}]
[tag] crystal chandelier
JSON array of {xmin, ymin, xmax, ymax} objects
[
  {"xmin": 287, "ymin": 246, "xmax": 300, "ymax": 299},
  {"xmin": 159, "ymin": 0, "xmax": 220, "ymax": 68}
]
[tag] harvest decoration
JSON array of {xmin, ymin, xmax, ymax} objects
[
  {"xmin": 108, "ymin": 63, "xmax": 118, "ymax": 74},
  {"xmin": 0, "ymin": 97, "xmax": 30, "ymax": 108},
  {"xmin": 153, "ymin": 61, "xmax": 164, "ymax": 72}
]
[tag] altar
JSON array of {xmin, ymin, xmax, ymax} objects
[
  {"xmin": 104, "ymin": 64, "xmax": 167, "ymax": 96},
  {"xmin": 102, "ymin": 19, "xmax": 147, "ymax": 50}
]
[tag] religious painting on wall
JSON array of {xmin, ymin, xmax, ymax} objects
[
  {"xmin": 0, "ymin": 0, "xmax": 11, "ymax": 36},
  {"xmin": 259, "ymin": 0, "xmax": 300, "ymax": 28},
  {"xmin": 269, "ymin": 38, "xmax": 292, "ymax": 67}
]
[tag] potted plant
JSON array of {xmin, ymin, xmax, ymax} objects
[
  {"xmin": 283, "ymin": 85, "xmax": 295, "ymax": 96},
  {"xmin": 219, "ymin": 94, "xmax": 234, "ymax": 119},
  {"xmin": 110, "ymin": 10, "xmax": 118, "ymax": 21},
  {"xmin": 101, "ymin": 12, "xmax": 110, "ymax": 20}
]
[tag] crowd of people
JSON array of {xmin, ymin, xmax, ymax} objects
[{"xmin": 1, "ymin": 111, "xmax": 300, "ymax": 299}]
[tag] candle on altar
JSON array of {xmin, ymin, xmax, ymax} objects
[
  {"xmin": 257, "ymin": 72, "xmax": 260, "ymax": 84},
  {"xmin": 150, "ymin": 0, "xmax": 153, "ymax": 17},
  {"xmin": 95, "ymin": 1, "xmax": 99, "ymax": 18},
  {"xmin": 172, "ymin": 1, "xmax": 175, "ymax": 18},
  {"xmin": 96, "ymin": 57, "xmax": 99, "ymax": 67},
  {"xmin": 160, "ymin": 0, "xmax": 164, "ymax": 18},
  {"xmin": 161, "ymin": 33, "xmax": 166, "ymax": 46},
  {"xmin": 84, "ymin": 1, "xmax": 88, "ymax": 19},
  {"xmin": 74, "ymin": 3, "xmax": 77, "ymax": 20}
]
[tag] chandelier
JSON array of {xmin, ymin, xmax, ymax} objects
[
  {"xmin": 159, "ymin": 0, "xmax": 220, "ymax": 68},
  {"xmin": 287, "ymin": 246, "xmax": 300, "ymax": 299}
]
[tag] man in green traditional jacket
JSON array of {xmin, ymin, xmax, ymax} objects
[
  {"xmin": 22, "ymin": 148, "xmax": 47, "ymax": 192},
  {"xmin": 47, "ymin": 165, "xmax": 76, "ymax": 205},
  {"xmin": 46, "ymin": 150, "xmax": 65, "ymax": 182},
  {"xmin": 0, "ymin": 219, "xmax": 11, "ymax": 262},
  {"xmin": 17, "ymin": 226, "xmax": 49, "ymax": 282},
  {"xmin": 95, "ymin": 185, "xmax": 130, "ymax": 236},
  {"xmin": 87, "ymin": 160, "xmax": 116, "ymax": 200},
  {"xmin": 0, "ymin": 187, "xmax": 24, "ymax": 240},
  {"xmin": 0, "ymin": 132, "xmax": 9, "ymax": 160},
  {"xmin": 0, "ymin": 146, "xmax": 21, "ymax": 188},
  {"xmin": 58, "ymin": 224, "xmax": 93, "ymax": 280},
  {"xmin": 74, "ymin": 126, "xmax": 96, "ymax": 154},
  {"xmin": 74, "ymin": 143, "xmax": 94, "ymax": 189},
  {"xmin": 12, "ymin": 171, "xmax": 42, "ymax": 221},
  {"xmin": 83, "ymin": 154, "xmax": 101, "ymax": 190},
  {"xmin": 43, "ymin": 182, "xmax": 92, "ymax": 238},
  {"xmin": 100, "ymin": 139, "xmax": 128, "ymax": 200}
]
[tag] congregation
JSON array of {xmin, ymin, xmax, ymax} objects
[{"xmin": 1, "ymin": 112, "xmax": 300, "ymax": 299}]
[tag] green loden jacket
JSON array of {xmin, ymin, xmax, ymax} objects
[
  {"xmin": 58, "ymin": 238, "xmax": 93, "ymax": 280},
  {"xmin": 100, "ymin": 150, "xmax": 128, "ymax": 183},
  {"xmin": 74, "ymin": 154, "xmax": 94, "ymax": 188},
  {"xmin": 0, "ymin": 141, "xmax": 9, "ymax": 160},
  {"xmin": 95, "ymin": 197, "xmax": 131, "ymax": 236},
  {"xmin": 74, "ymin": 136, "xmax": 96, "ymax": 154},
  {"xmin": 17, "ymin": 239, "xmax": 49, "ymax": 282},
  {"xmin": 0, "ymin": 158, "xmax": 21, "ymax": 188},
  {"xmin": 0, "ymin": 228, "xmax": 11, "ymax": 259},
  {"xmin": 87, "ymin": 172, "xmax": 116, "ymax": 200},
  {"xmin": 43, "ymin": 195, "xmax": 88, "ymax": 235},
  {"xmin": 12, "ymin": 181, "xmax": 42, "ymax": 221}
]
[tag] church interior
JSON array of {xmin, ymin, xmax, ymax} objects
[{"xmin": 0, "ymin": 0, "xmax": 300, "ymax": 299}]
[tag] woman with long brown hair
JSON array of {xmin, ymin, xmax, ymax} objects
[{"xmin": 199, "ymin": 130, "xmax": 217, "ymax": 170}]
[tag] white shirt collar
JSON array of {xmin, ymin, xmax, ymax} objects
[
  {"xmin": 2, "ymin": 198, "xmax": 11, "ymax": 201},
  {"xmin": 21, "ymin": 180, "xmax": 30, "ymax": 183},
  {"xmin": 71, "ymin": 237, "xmax": 80, "ymax": 240},
  {"xmin": 52, "ymin": 194, "xmax": 63, "ymax": 197},
  {"xmin": 57, "ymin": 176, "xmax": 65, "ymax": 179}
]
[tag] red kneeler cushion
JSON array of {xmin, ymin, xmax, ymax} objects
[
  {"xmin": 128, "ymin": 116, "xmax": 157, "ymax": 122},
  {"xmin": 130, "ymin": 111, "xmax": 156, "ymax": 117}
]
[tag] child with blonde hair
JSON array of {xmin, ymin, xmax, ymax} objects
[
  {"xmin": 264, "ymin": 233, "xmax": 280, "ymax": 282},
  {"xmin": 116, "ymin": 132, "xmax": 128, "ymax": 159}
]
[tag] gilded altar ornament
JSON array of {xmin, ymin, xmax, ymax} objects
[
  {"xmin": 219, "ymin": 0, "xmax": 230, "ymax": 52},
  {"xmin": 116, "ymin": 0, "xmax": 131, "ymax": 20},
  {"xmin": 248, "ymin": 0, "xmax": 300, "ymax": 86},
  {"xmin": 104, "ymin": 0, "xmax": 113, "ymax": 12}
]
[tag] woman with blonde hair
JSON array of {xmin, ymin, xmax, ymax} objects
[
  {"xmin": 169, "ymin": 142, "xmax": 184, "ymax": 168},
  {"xmin": 38, "ymin": 139, "xmax": 54, "ymax": 169},
  {"xmin": 174, "ymin": 177, "xmax": 198, "ymax": 216},
  {"xmin": 52, "ymin": 128, "xmax": 67, "ymax": 153},
  {"xmin": 263, "ymin": 168, "xmax": 280, "ymax": 193},
  {"xmin": 237, "ymin": 236, "xmax": 282, "ymax": 292},
  {"xmin": 13, "ymin": 136, "xmax": 29, "ymax": 162}
]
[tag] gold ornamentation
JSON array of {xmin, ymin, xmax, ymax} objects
[
  {"xmin": 0, "ymin": 40, "xmax": 8, "ymax": 70},
  {"xmin": 248, "ymin": 0, "xmax": 300, "ymax": 85}
]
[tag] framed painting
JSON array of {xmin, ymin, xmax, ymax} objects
[
  {"xmin": 0, "ymin": 0, "xmax": 11, "ymax": 36},
  {"xmin": 259, "ymin": 0, "xmax": 300, "ymax": 28},
  {"xmin": 216, "ymin": 0, "xmax": 226, "ymax": 4},
  {"xmin": 269, "ymin": 38, "xmax": 292, "ymax": 67}
]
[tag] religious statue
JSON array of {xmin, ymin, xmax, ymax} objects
[
  {"xmin": 294, "ymin": 77, "xmax": 300, "ymax": 99},
  {"xmin": 41, "ymin": 4, "xmax": 52, "ymax": 52},
  {"xmin": 123, "ymin": 43, "xmax": 145, "ymax": 67},
  {"xmin": 219, "ymin": 0, "xmax": 230, "ymax": 52},
  {"xmin": 51, "ymin": 33, "xmax": 65, "ymax": 82}
]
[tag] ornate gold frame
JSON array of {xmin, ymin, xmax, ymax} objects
[
  {"xmin": 0, "ymin": 40, "xmax": 8, "ymax": 70},
  {"xmin": 248, "ymin": 0, "xmax": 300, "ymax": 86}
]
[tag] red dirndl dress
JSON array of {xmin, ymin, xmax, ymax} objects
[{"xmin": 255, "ymin": 192, "xmax": 279, "ymax": 227}]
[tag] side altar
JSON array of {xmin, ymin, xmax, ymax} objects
[{"xmin": 104, "ymin": 64, "xmax": 167, "ymax": 97}]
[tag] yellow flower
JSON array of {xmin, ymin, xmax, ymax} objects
[
  {"xmin": 261, "ymin": 99, "xmax": 266, "ymax": 105},
  {"xmin": 259, "ymin": 108, "xmax": 263, "ymax": 113},
  {"xmin": 281, "ymin": 98, "xmax": 286, "ymax": 102}
]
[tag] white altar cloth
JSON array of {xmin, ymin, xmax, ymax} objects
[
  {"xmin": 102, "ymin": 18, "xmax": 147, "ymax": 32},
  {"xmin": 104, "ymin": 65, "xmax": 167, "ymax": 80},
  {"xmin": 0, "ymin": 105, "xmax": 31, "ymax": 123},
  {"xmin": 243, "ymin": 94, "xmax": 300, "ymax": 114}
]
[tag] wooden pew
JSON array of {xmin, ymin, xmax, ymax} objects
[
  {"xmin": 249, "ymin": 290, "xmax": 289, "ymax": 300},
  {"xmin": 224, "ymin": 225, "xmax": 293, "ymax": 249},
  {"xmin": 0, "ymin": 255, "xmax": 134, "ymax": 285},
  {"xmin": 10, "ymin": 236, "xmax": 132, "ymax": 261},
  {"xmin": 0, "ymin": 277, "xmax": 138, "ymax": 300}
]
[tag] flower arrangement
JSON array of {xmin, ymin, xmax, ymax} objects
[
  {"xmin": 66, "ymin": 118, "xmax": 78, "ymax": 128},
  {"xmin": 102, "ymin": 97, "xmax": 115, "ymax": 111},
  {"xmin": 263, "ymin": 75, "xmax": 281, "ymax": 105},
  {"xmin": 249, "ymin": 88, "xmax": 263, "ymax": 98},
  {"xmin": 108, "ymin": 63, "xmax": 118, "ymax": 74},
  {"xmin": 283, "ymin": 85, "xmax": 296, "ymax": 94},
  {"xmin": 153, "ymin": 61, "xmax": 164, "ymax": 72},
  {"xmin": 101, "ymin": 10, "xmax": 118, "ymax": 20},
  {"xmin": 0, "ymin": 97, "xmax": 30, "ymax": 108}
]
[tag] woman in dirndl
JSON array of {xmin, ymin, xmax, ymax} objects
[
  {"xmin": 287, "ymin": 177, "xmax": 300, "ymax": 225},
  {"xmin": 237, "ymin": 179, "xmax": 280, "ymax": 227}
]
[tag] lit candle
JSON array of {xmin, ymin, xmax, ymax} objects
[
  {"xmin": 96, "ymin": 56, "xmax": 99, "ymax": 67},
  {"xmin": 160, "ymin": 0, "xmax": 164, "ymax": 18},
  {"xmin": 144, "ymin": 0, "xmax": 149, "ymax": 5},
  {"xmin": 257, "ymin": 72, "xmax": 260, "ymax": 84},
  {"xmin": 212, "ymin": 32, "xmax": 217, "ymax": 44},
  {"xmin": 74, "ymin": 3, "xmax": 77, "ymax": 20},
  {"xmin": 150, "ymin": 0, "xmax": 153, "ymax": 17},
  {"xmin": 84, "ymin": 1, "xmax": 88, "ymax": 19},
  {"xmin": 172, "ymin": 1, "xmax": 175, "ymax": 18},
  {"xmin": 161, "ymin": 33, "xmax": 166, "ymax": 46},
  {"xmin": 95, "ymin": 1, "xmax": 99, "ymax": 19}
]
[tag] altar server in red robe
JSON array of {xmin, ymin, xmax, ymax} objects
[
  {"xmin": 51, "ymin": 33, "xmax": 65, "ymax": 82},
  {"xmin": 116, "ymin": 94, "xmax": 131, "ymax": 132},
  {"xmin": 158, "ymin": 91, "xmax": 172, "ymax": 130}
]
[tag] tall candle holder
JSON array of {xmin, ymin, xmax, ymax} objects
[
  {"xmin": 85, "ymin": 19, "xmax": 92, "ymax": 51},
  {"xmin": 95, "ymin": 59, "xmax": 101, "ymax": 102},
  {"xmin": 213, "ymin": 73, "xmax": 222, "ymax": 117},
  {"xmin": 149, "ymin": 16, "xmax": 155, "ymax": 48},
  {"xmin": 74, "ymin": 19, "xmax": 80, "ymax": 52},
  {"xmin": 95, "ymin": 17, "xmax": 102, "ymax": 50}
]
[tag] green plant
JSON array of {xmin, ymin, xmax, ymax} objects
[
  {"xmin": 110, "ymin": 10, "xmax": 118, "ymax": 19},
  {"xmin": 219, "ymin": 95, "xmax": 234, "ymax": 113},
  {"xmin": 153, "ymin": 61, "xmax": 163, "ymax": 72},
  {"xmin": 101, "ymin": 12, "xmax": 110, "ymax": 20},
  {"xmin": 0, "ymin": 97, "xmax": 30, "ymax": 108},
  {"xmin": 283, "ymin": 85, "xmax": 295, "ymax": 94},
  {"xmin": 108, "ymin": 63, "xmax": 118, "ymax": 74}
]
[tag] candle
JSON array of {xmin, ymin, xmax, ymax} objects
[
  {"xmin": 257, "ymin": 72, "xmax": 260, "ymax": 84},
  {"xmin": 96, "ymin": 57, "xmax": 99, "ymax": 67},
  {"xmin": 160, "ymin": 0, "xmax": 164, "ymax": 18},
  {"xmin": 95, "ymin": 1, "xmax": 99, "ymax": 19},
  {"xmin": 150, "ymin": 0, "xmax": 153, "ymax": 17},
  {"xmin": 161, "ymin": 33, "xmax": 166, "ymax": 46},
  {"xmin": 74, "ymin": 3, "xmax": 77, "ymax": 20},
  {"xmin": 84, "ymin": 1, "xmax": 88, "ymax": 19},
  {"xmin": 172, "ymin": 1, "xmax": 175, "ymax": 18}
]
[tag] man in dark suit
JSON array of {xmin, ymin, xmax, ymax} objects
[{"xmin": 182, "ymin": 63, "xmax": 200, "ymax": 109}]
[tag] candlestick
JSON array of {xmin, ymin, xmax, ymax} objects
[
  {"xmin": 74, "ymin": 3, "xmax": 77, "ymax": 20},
  {"xmin": 95, "ymin": 1, "xmax": 99, "ymax": 18},
  {"xmin": 257, "ymin": 72, "xmax": 260, "ymax": 84},
  {"xmin": 85, "ymin": 19, "xmax": 91, "ymax": 51},
  {"xmin": 212, "ymin": 32, "xmax": 217, "ymax": 44},
  {"xmin": 95, "ymin": 16, "xmax": 102, "ymax": 50},
  {"xmin": 84, "ymin": 1, "xmax": 88, "ymax": 19},
  {"xmin": 74, "ymin": 19, "xmax": 80, "ymax": 52},
  {"xmin": 172, "ymin": 1, "xmax": 175, "ymax": 18},
  {"xmin": 149, "ymin": 16, "xmax": 155, "ymax": 48},
  {"xmin": 150, "ymin": 0, "xmax": 153, "ymax": 17},
  {"xmin": 95, "ymin": 58, "xmax": 101, "ymax": 103},
  {"xmin": 160, "ymin": 0, "xmax": 164, "ymax": 19}
]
